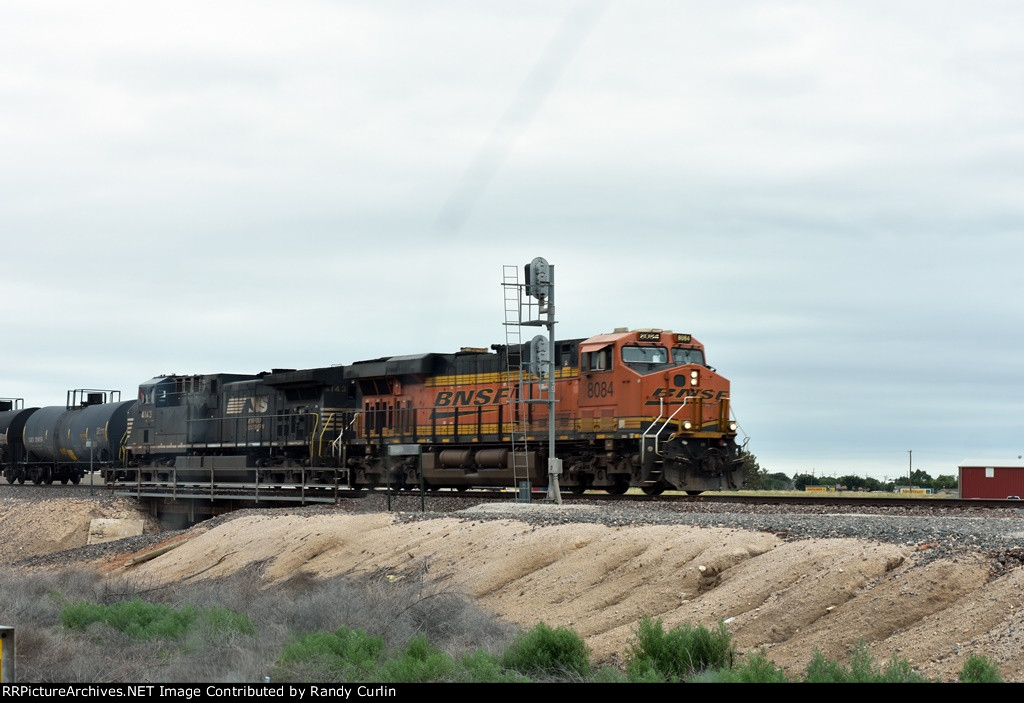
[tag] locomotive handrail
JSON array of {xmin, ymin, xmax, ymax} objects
[
  {"xmin": 659, "ymin": 399, "xmax": 692, "ymax": 448},
  {"xmin": 653, "ymin": 397, "xmax": 691, "ymax": 456},
  {"xmin": 119, "ymin": 428, "xmax": 130, "ymax": 467},
  {"xmin": 308, "ymin": 413, "xmax": 320, "ymax": 463},
  {"xmin": 330, "ymin": 412, "xmax": 361, "ymax": 457},
  {"xmin": 640, "ymin": 397, "xmax": 693, "ymax": 463},
  {"xmin": 640, "ymin": 398, "xmax": 666, "ymax": 462},
  {"xmin": 316, "ymin": 413, "xmax": 335, "ymax": 461}
]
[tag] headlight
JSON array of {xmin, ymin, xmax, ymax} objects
[
  {"xmin": 682, "ymin": 420, "xmax": 692, "ymax": 430},
  {"xmin": 729, "ymin": 421, "xmax": 737, "ymax": 431},
  {"xmin": 690, "ymin": 370, "xmax": 698, "ymax": 386}
]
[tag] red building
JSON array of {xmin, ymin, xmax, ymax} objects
[{"xmin": 958, "ymin": 460, "xmax": 1024, "ymax": 500}]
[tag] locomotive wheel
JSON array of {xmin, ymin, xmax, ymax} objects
[
  {"xmin": 569, "ymin": 482, "xmax": 587, "ymax": 495},
  {"xmin": 686, "ymin": 490, "xmax": 703, "ymax": 496},
  {"xmin": 641, "ymin": 483, "xmax": 666, "ymax": 496},
  {"xmin": 456, "ymin": 485, "xmax": 468, "ymax": 492},
  {"xmin": 604, "ymin": 477, "xmax": 629, "ymax": 495},
  {"xmin": 71, "ymin": 474, "xmax": 81, "ymax": 485}
]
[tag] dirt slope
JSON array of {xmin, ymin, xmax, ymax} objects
[
  {"xmin": 0, "ymin": 497, "xmax": 162, "ymax": 558},
  {"xmin": 4, "ymin": 499, "xmax": 1020, "ymax": 682}
]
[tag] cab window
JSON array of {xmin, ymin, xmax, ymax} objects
[{"xmin": 581, "ymin": 347, "xmax": 612, "ymax": 372}]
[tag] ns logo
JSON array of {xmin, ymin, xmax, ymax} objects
[{"xmin": 226, "ymin": 395, "xmax": 270, "ymax": 415}]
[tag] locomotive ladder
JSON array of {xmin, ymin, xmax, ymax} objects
[{"xmin": 502, "ymin": 265, "xmax": 530, "ymax": 495}]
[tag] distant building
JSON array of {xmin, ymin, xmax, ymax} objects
[{"xmin": 958, "ymin": 460, "xmax": 1024, "ymax": 499}]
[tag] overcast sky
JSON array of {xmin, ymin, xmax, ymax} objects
[{"xmin": 3, "ymin": 1, "xmax": 1023, "ymax": 481}]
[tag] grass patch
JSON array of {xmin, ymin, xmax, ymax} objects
[
  {"xmin": 803, "ymin": 642, "xmax": 928, "ymax": 683},
  {"xmin": 273, "ymin": 628, "xmax": 526, "ymax": 683},
  {"xmin": 691, "ymin": 650, "xmax": 790, "ymax": 683},
  {"xmin": 61, "ymin": 598, "xmax": 254, "ymax": 640}
]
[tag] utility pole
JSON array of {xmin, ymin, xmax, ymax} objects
[{"xmin": 908, "ymin": 450, "xmax": 913, "ymax": 493}]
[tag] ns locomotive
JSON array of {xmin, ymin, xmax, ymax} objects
[{"xmin": 1, "ymin": 328, "xmax": 744, "ymax": 494}]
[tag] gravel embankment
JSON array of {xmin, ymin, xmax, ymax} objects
[{"xmin": 6, "ymin": 483, "xmax": 1024, "ymax": 572}]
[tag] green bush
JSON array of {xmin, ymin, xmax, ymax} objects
[
  {"xmin": 459, "ymin": 649, "xmax": 528, "ymax": 683},
  {"xmin": 377, "ymin": 634, "xmax": 466, "ymax": 682},
  {"xmin": 691, "ymin": 650, "xmax": 789, "ymax": 683},
  {"xmin": 959, "ymin": 655, "xmax": 1002, "ymax": 683},
  {"xmin": 803, "ymin": 642, "xmax": 928, "ymax": 683},
  {"xmin": 500, "ymin": 622, "xmax": 592, "ymax": 679},
  {"xmin": 60, "ymin": 599, "xmax": 253, "ymax": 640},
  {"xmin": 625, "ymin": 616, "xmax": 734, "ymax": 681},
  {"xmin": 275, "ymin": 627, "xmax": 387, "ymax": 680}
]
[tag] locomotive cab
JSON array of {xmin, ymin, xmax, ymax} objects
[
  {"xmin": 127, "ymin": 374, "xmax": 257, "ymax": 476},
  {"xmin": 577, "ymin": 328, "xmax": 742, "ymax": 494}
]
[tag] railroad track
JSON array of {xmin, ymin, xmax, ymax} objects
[
  {"xmin": 6, "ymin": 477, "xmax": 1018, "ymax": 521},
  {"xmin": 100, "ymin": 479, "xmax": 1024, "ymax": 513}
]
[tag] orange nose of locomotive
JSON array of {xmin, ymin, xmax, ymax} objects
[{"xmin": 622, "ymin": 329, "xmax": 736, "ymax": 437}]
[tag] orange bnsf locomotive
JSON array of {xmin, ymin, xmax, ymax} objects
[{"xmin": 100, "ymin": 327, "xmax": 742, "ymax": 495}]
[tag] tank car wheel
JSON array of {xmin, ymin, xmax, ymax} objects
[
  {"xmin": 60, "ymin": 478, "xmax": 69, "ymax": 485},
  {"xmin": 71, "ymin": 474, "xmax": 81, "ymax": 485},
  {"xmin": 641, "ymin": 483, "xmax": 666, "ymax": 496},
  {"xmin": 32, "ymin": 470, "xmax": 43, "ymax": 485},
  {"xmin": 456, "ymin": 485, "xmax": 468, "ymax": 492},
  {"xmin": 17, "ymin": 477, "xmax": 25, "ymax": 484},
  {"xmin": 4, "ymin": 475, "xmax": 13, "ymax": 485},
  {"xmin": 686, "ymin": 490, "xmax": 703, "ymax": 496}
]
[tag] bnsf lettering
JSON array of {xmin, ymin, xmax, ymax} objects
[
  {"xmin": 434, "ymin": 388, "xmax": 512, "ymax": 407},
  {"xmin": 474, "ymin": 388, "xmax": 493, "ymax": 405},
  {"xmin": 650, "ymin": 388, "xmax": 728, "ymax": 401}
]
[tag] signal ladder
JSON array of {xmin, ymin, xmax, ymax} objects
[{"xmin": 501, "ymin": 265, "xmax": 536, "ymax": 495}]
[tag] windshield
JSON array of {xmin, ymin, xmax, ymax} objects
[
  {"xmin": 673, "ymin": 347, "xmax": 705, "ymax": 366},
  {"xmin": 621, "ymin": 345, "xmax": 672, "ymax": 373}
]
